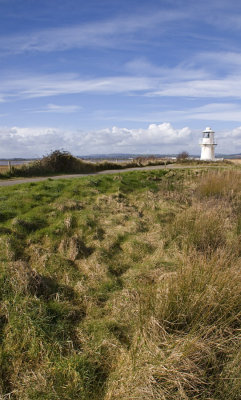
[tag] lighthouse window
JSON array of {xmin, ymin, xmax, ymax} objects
[{"xmin": 204, "ymin": 133, "xmax": 210, "ymax": 138}]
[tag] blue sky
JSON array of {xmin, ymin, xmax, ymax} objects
[{"xmin": 1, "ymin": 0, "xmax": 241, "ymax": 157}]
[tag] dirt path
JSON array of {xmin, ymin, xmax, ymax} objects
[{"xmin": 0, "ymin": 164, "xmax": 221, "ymax": 187}]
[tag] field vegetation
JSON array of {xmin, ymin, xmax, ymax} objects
[
  {"xmin": 0, "ymin": 166, "xmax": 241, "ymax": 399},
  {"xmin": 0, "ymin": 151, "xmax": 170, "ymax": 179}
]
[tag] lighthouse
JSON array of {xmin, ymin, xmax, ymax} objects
[{"xmin": 200, "ymin": 127, "xmax": 217, "ymax": 161}]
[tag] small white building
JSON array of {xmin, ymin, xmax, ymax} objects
[{"xmin": 200, "ymin": 127, "xmax": 217, "ymax": 161}]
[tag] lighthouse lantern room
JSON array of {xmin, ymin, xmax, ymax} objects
[{"xmin": 200, "ymin": 127, "xmax": 217, "ymax": 161}]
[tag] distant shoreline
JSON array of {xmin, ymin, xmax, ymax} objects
[{"xmin": 0, "ymin": 153, "xmax": 240, "ymax": 166}]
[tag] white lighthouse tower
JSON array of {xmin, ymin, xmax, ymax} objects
[{"xmin": 200, "ymin": 127, "xmax": 217, "ymax": 161}]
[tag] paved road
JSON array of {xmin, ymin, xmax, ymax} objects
[{"xmin": 0, "ymin": 164, "xmax": 222, "ymax": 187}]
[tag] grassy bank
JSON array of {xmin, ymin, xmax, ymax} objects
[
  {"xmin": 0, "ymin": 151, "xmax": 170, "ymax": 179},
  {"xmin": 0, "ymin": 167, "xmax": 241, "ymax": 399}
]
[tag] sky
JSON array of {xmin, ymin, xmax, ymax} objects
[{"xmin": 1, "ymin": 0, "xmax": 241, "ymax": 157}]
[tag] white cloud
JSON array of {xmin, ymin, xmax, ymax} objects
[
  {"xmin": 148, "ymin": 77, "xmax": 241, "ymax": 98},
  {"xmin": 2, "ymin": 53, "xmax": 241, "ymax": 101},
  {"xmin": 0, "ymin": 123, "xmax": 192, "ymax": 158},
  {"xmin": 0, "ymin": 10, "xmax": 186, "ymax": 55},
  {"xmin": 1, "ymin": 122, "xmax": 241, "ymax": 158},
  {"xmin": 196, "ymin": 52, "xmax": 241, "ymax": 67},
  {"xmin": 2, "ymin": 71, "xmax": 241, "ymax": 102},
  {"xmin": 6, "ymin": 126, "xmax": 58, "ymax": 138},
  {"xmin": 125, "ymin": 59, "xmax": 210, "ymax": 80},
  {"xmin": 2, "ymin": 47, "xmax": 241, "ymax": 102},
  {"xmin": 34, "ymin": 103, "xmax": 82, "ymax": 113},
  {"xmin": 0, "ymin": 73, "xmax": 158, "ymax": 100},
  {"xmin": 210, "ymin": 13, "xmax": 241, "ymax": 31},
  {"xmin": 98, "ymin": 102, "xmax": 241, "ymax": 124},
  {"xmin": 168, "ymin": 103, "xmax": 241, "ymax": 123}
]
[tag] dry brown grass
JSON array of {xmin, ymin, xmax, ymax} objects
[
  {"xmin": 0, "ymin": 165, "xmax": 9, "ymax": 173},
  {"xmin": 0, "ymin": 163, "xmax": 23, "ymax": 173},
  {"xmin": 197, "ymin": 169, "xmax": 241, "ymax": 200},
  {"xmin": 227, "ymin": 158, "xmax": 241, "ymax": 164}
]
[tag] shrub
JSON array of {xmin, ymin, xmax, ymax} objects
[
  {"xmin": 177, "ymin": 151, "xmax": 189, "ymax": 160},
  {"xmin": 10, "ymin": 150, "xmax": 97, "ymax": 177}
]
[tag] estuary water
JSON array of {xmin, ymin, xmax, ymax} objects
[{"xmin": 0, "ymin": 160, "xmax": 32, "ymax": 165}]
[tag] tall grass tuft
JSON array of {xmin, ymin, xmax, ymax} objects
[{"xmin": 170, "ymin": 203, "xmax": 229, "ymax": 253}]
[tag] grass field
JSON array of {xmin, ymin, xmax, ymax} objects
[{"xmin": 0, "ymin": 166, "xmax": 241, "ymax": 399}]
